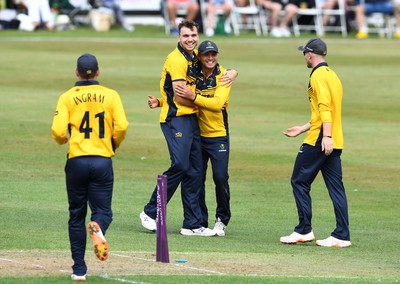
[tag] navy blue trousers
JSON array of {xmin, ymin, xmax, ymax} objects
[
  {"xmin": 291, "ymin": 144, "xmax": 350, "ymax": 241},
  {"xmin": 144, "ymin": 114, "xmax": 203, "ymax": 229},
  {"xmin": 65, "ymin": 156, "xmax": 113, "ymax": 275},
  {"xmin": 199, "ymin": 136, "xmax": 231, "ymax": 227}
]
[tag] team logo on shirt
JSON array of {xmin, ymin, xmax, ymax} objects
[{"xmin": 175, "ymin": 132, "xmax": 182, "ymax": 138}]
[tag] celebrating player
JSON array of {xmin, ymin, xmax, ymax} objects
[
  {"xmin": 174, "ymin": 40, "xmax": 234, "ymax": 236},
  {"xmin": 139, "ymin": 20, "xmax": 216, "ymax": 236}
]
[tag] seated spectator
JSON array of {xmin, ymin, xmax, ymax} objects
[
  {"xmin": 204, "ymin": 0, "xmax": 233, "ymax": 36},
  {"xmin": 354, "ymin": 0, "xmax": 400, "ymax": 39},
  {"xmin": 0, "ymin": 1, "xmax": 19, "ymax": 30},
  {"xmin": 395, "ymin": 0, "xmax": 400, "ymax": 38},
  {"xmin": 166, "ymin": 0, "xmax": 200, "ymax": 35},
  {"xmin": 90, "ymin": 0, "xmax": 134, "ymax": 31},
  {"xmin": 14, "ymin": 0, "xmax": 54, "ymax": 31},
  {"xmin": 321, "ymin": 0, "xmax": 341, "ymax": 25},
  {"xmin": 260, "ymin": 0, "xmax": 306, "ymax": 37}
]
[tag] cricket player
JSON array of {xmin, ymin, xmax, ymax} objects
[
  {"xmin": 51, "ymin": 53, "xmax": 129, "ymax": 281},
  {"xmin": 280, "ymin": 39, "xmax": 351, "ymax": 248},
  {"xmin": 139, "ymin": 20, "xmax": 216, "ymax": 236},
  {"xmin": 148, "ymin": 41, "xmax": 237, "ymax": 237},
  {"xmin": 174, "ymin": 40, "xmax": 233, "ymax": 236}
]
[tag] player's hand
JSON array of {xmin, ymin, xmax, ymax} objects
[
  {"xmin": 283, "ymin": 126, "xmax": 302, "ymax": 137},
  {"xmin": 175, "ymin": 84, "xmax": 195, "ymax": 100},
  {"xmin": 148, "ymin": 95, "xmax": 159, "ymax": 109},
  {"xmin": 321, "ymin": 137, "xmax": 334, "ymax": 156},
  {"xmin": 219, "ymin": 69, "xmax": 238, "ymax": 87}
]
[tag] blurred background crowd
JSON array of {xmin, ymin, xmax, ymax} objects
[{"xmin": 0, "ymin": 0, "xmax": 399, "ymax": 38}]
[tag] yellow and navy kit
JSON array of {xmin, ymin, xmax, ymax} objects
[
  {"xmin": 52, "ymin": 80, "xmax": 129, "ymax": 158},
  {"xmin": 193, "ymin": 64, "xmax": 231, "ymax": 138},
  {"xmin": 304, "ymin": 62, "xmax": 344, "ymax": 149},
  {"xmin": 159, "ymin": 43, "xmax": 199, "ymax": 123}
]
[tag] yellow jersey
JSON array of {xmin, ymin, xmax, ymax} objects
[
  {"xmin": 159, "ymin": 44, "xmax": 198, "ymax": 123},
  {"xmin": 52, "ymin": 81, "xmax": 129, "ymax": 158},
  {"xmin": 193, "ymin": 64, "xmax": 231, "ymax": 137},
  {"xmin": 304, "ymin": 63, "xmax": 344, "ymax": 149}
]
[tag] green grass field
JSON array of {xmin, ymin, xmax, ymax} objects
[{"xmin": 1, "ymin": 26, "xmax": 399, "ymax": 283}]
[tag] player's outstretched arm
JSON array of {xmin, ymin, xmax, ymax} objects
[{"xmin": 283, "ymin": 122, "xmax": 310, "ymax": 137}]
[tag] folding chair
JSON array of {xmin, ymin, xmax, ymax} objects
[
  {"xmin": 231, "ymin": 0, "xmax": 262, "ymax": 36},
  {"xmin": 258, "ymin": 1, "xmax": 270, "ymax": 35},
  {"xmin": 349, "ymin": 0, "xmax": 395, "ymax": 38},
  {"xmin": 161, "ymin": 0, "xmax": 189, "ymax": 35},
  {"xmin": 319, "ymin": 0, "xmax": 347, "ymax": 36},
  {"xmin": 292, "ymin": 3, "xmax": 324, "ymax": 37},
  {"xmin": 199, "ymin": 0, "xmax": 232, "ymax": 35},
  {"xmin": 366, "ymin": 12, "xmax": 394, "ymax": 37},
  {"xmin": 258, "ymin": 2, "xmax": 286, "ymax": 36},
  {"xmin": 64, "ymin": 0, "xmax": 92, "ymax": 26}
]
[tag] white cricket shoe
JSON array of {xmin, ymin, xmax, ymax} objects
[
  {"xmin": 71, "ymin": 274, "xmax": 86, "ymax": 281},
  {"xmin": 180, "ymin": 227, "xmax": 217, "ymax": 236},
  {"xmin": 213, "ymin": 218, "xmax": 226, "ymax": 236},
  {"xmin": 205, "ymin": 27, "xmax": 215, "ymax": 37},
  {"xmin": 224, "ymin": 21, "xmax": 232, "ymax": 34},
  {"xmin": 270, "ymin": 27, "xmax": 282, "ymax": 38},
  {"xmin": 280, "ymin": 26, "xmax": 291, "ymax": 37},
  {"xmin": 280, "ymin": 231, "xmax": 315, "ymax": 244},
  {"xmin": 122, "ymin": 23, "xmax": 134, "ymax": 32},
  {"xmin": 316, "ymin": 236, "xmax": 352, "ymax": 248},
  {"xmin": 140, "ymin": 211, "xmax": 157, "ymax": 232}
]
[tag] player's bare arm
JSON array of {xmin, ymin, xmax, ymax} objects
[
  {"xmin": 219, "ymin": 69, "xmax": 238, "ymax": 87},
  {"xmin": 321, "ymin": 122, "xmax": 333, "ymax": 156},
  {"xmin": 175, "ymin": 84, "xmax": 196, "ymax": 101},
  {"xmin": 283, "ymin": 122, "xmax": 310, "ymax": 137},
  {"xmin": 173, "ymin": 80, "xmax": 196, "ymax": 107}
]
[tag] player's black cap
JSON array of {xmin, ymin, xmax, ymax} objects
[
  {"xmin": 77, "ymin": 53, "xmax": 98, "ymax": 78},
  {"xmin": 198, "ymin": 40, "xmax": 219, "ymax": 55},
  {"xmin": 298, "ymin": 38, "xmax": 327, "ymax": 56}
]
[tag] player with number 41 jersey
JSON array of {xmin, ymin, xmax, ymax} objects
[
  {"xmin": 52, "ymin": 75, "xmax": 128, "ymax": 158},
  {"xmin": 51, "ymin": 53, "xmax": 129, "ymax": 281}
]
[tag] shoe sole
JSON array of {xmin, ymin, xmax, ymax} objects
[
  {"xmin": 71, "ymin": 274, "xmax": 86, "ymax": 282},
  {"xmin": 87, "ymin": 222, "xmax": 108, "ymax": 261},
  {"xmin": 280, "ymin": 237, "xmax": 315, "ymax": 244},
  {"xmin": 72, "ymin": 277, "xmax": 86, "ymax": 282},
  {"xmin": 316, "ymin": 242, "xmax": 351, "ymax": 248},
  {"xmin": 180, "ymin": 229, "xmax": 217, "ymax": 237}
]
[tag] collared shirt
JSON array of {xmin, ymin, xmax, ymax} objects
[
  {"xmin": 159, "ymin": 43, "xmax": 199, "ymax": 123},
  {"xmin": 304, "ymin": 62, "xmax": 344, "ymax": 149},
  {"xmin": 51, "ymin": 80, "xmax": 128, "ymax": 158},
  {"xmin": 193, "ymin": 64, "xmax": 231, "ymax": 137}
]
